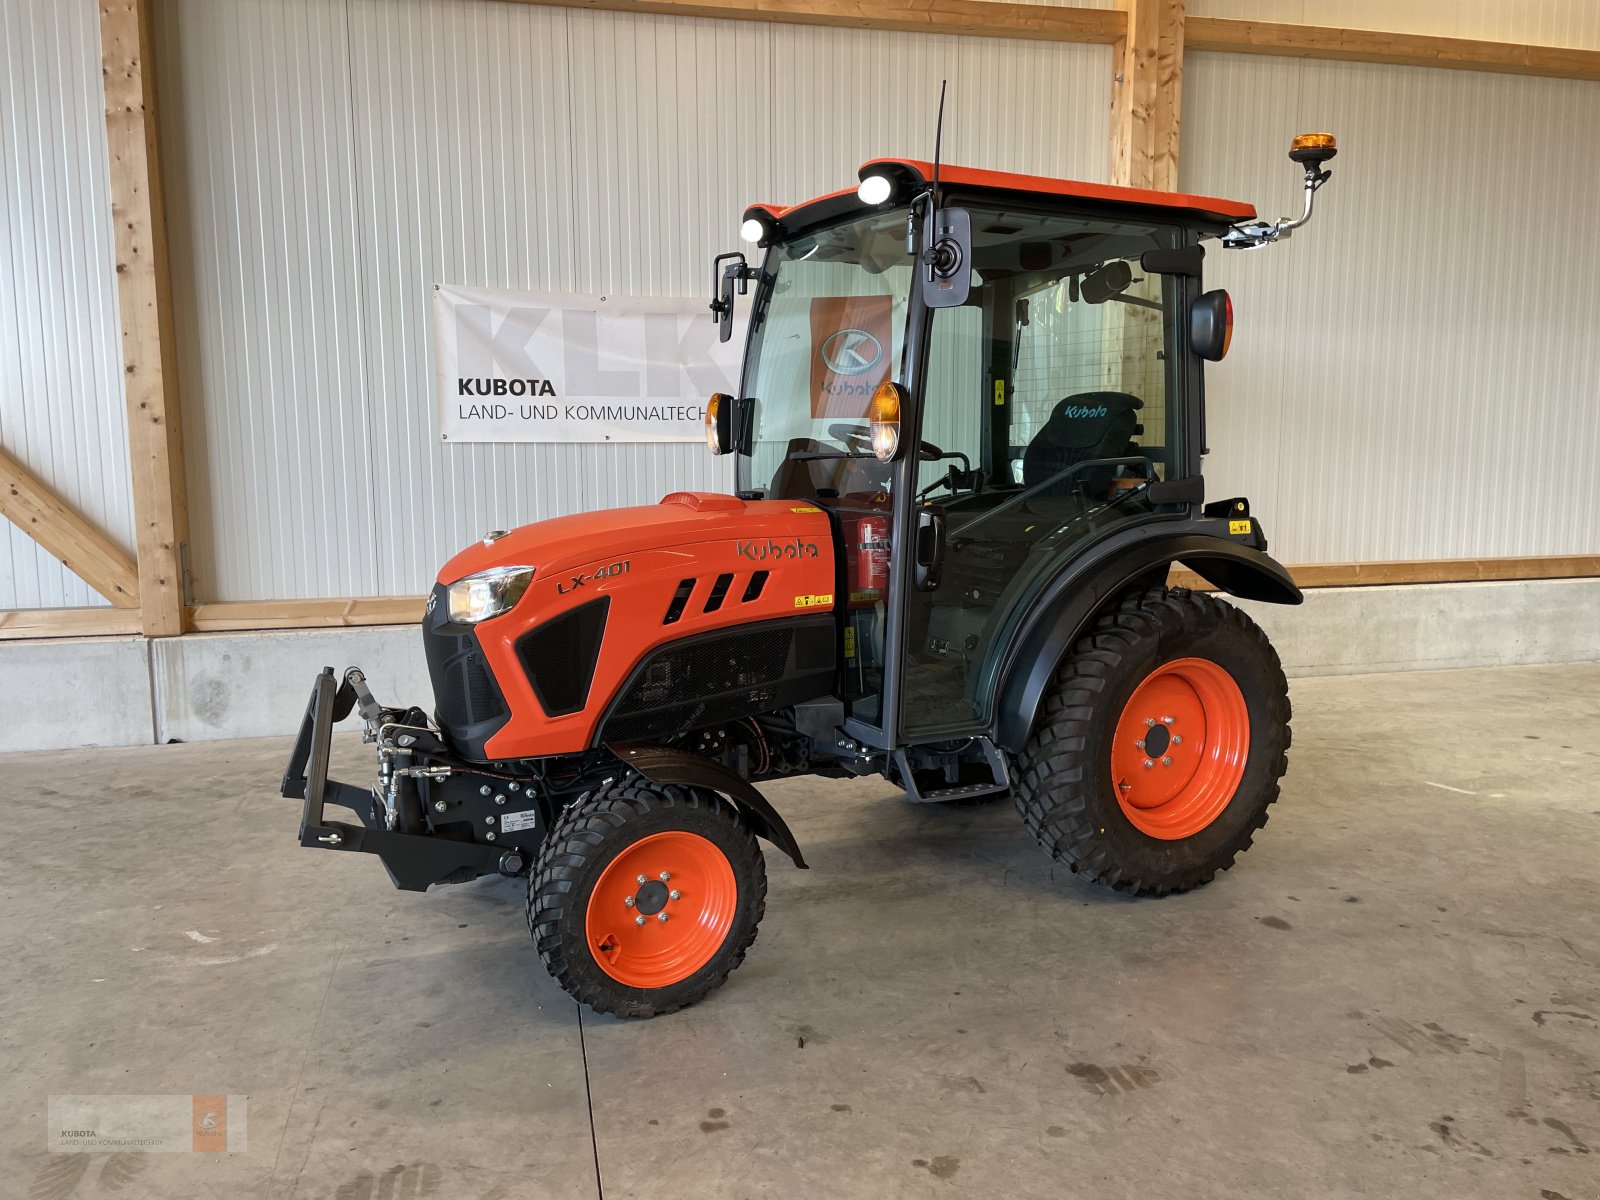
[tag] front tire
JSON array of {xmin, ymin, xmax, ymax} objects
[
  {"xmin": 528, "ymin": 779, "xmax": 766, "ymax": 1018},
  {"xmin": 1014, "ymin": 586, "xmax": 1291, "ymax": 895}
]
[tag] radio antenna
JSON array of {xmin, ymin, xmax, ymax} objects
[{"xmin": 931, "ymin": 80, "xmax": 948, "ymax": 206}]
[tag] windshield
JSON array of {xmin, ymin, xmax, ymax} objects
[{"xmin": 735, "ymin": 209, "xmax": 913, "ymax": 499}]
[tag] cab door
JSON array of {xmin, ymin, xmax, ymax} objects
[{"xmin": 896, "ymin": 211, "xmax": 1186, "ymax": 743}]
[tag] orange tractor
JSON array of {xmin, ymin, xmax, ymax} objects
[{"xmin": 286, "ymin": 135, "xmax": 1338, "ymax": 1017}]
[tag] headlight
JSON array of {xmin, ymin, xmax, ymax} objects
[{"xmin": 446, "ymin": 565, "xmax": 535, "ymax": 624}]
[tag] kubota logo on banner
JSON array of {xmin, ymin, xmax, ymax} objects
[
  {"xmin": 432, "ymin": 285, "xmax": 747, "ymax": 443},
  {"xmin": 809, "ymin": 296, "xmax": 894, "ymax": 418}
]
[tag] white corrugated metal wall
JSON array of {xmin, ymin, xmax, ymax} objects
[
  {"xmin": 0, "ymin": 0, "xmax": 133, "ymax": 610},
  {"xmin": 1183, "ymin": 53, "xmax": 1600, "ymax": 562},
  {"xmin": 154, "ymin": 0, "xmax": 1108, "ymax": 601}
]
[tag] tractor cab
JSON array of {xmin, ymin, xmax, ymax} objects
[{"xmin": 707, "ymin": 151, "xmax": 1328, "ymax": 778}]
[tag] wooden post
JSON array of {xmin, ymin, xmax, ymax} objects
[
  {"xmin": 1110, "ymin": 0, "xmax": 1184, "ymax": 192},
  {"xmin": 100, "ymin": 0, "xmax": 190, "ymax": 637}
]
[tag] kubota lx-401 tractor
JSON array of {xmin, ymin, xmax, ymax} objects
[{"xmin": 285, "ymin": 135, "xmax": 1338, "ymax": 1017}]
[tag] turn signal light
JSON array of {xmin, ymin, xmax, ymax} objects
[
  {"xmin": 706, "ymin": 392, "xmax": 730, "ymax": 454},
  {"xmin": 869, "ymin": 381, "xmax": 903, "ymax": 462}
]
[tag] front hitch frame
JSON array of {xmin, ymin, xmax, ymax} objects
[{"xmin": 282, "ymin": 667, "xmax": 507, "ymax": 891}]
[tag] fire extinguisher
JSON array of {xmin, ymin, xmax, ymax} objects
[{"xmin": 856, "ymin": 514, "xmax": 889, "ymax": 602}]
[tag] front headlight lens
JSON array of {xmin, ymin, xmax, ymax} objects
[{"xmin": 446, "ymin": 565, "xmax": 535, "ymax": 624}]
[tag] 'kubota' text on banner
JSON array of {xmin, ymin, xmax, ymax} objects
[{"xmin": 433, "ymin": 285, "xmax": 748, "ymax": 443}]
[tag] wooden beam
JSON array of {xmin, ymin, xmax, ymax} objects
[
  {"xmin": 0, "ymin": 446, "xmax": 140, "ymax": 607},
  {"xmin": 100, "ymin": 0, "xmax": 190, "ymax": 638},
  {"xmin": 187, "ymin": 597, "xmax": 428, "ymax": 632},
  {"xmin": 1110, "ymin": 0, "xmax": 1183, "ymax": 192},
  {"xmin": 1170, "ymin": 555, "xmax": 1600, "ymax": 593},
  {"xmin": 1187, "ymin": 17, "xmax": 1600, "ymax": 83},
  {"xmin": 498, "ymin": 0, "xmax": 1124, "ymax": 42},
  {"xmin": 0, "ymin": 607, "xmax": 144, "ymax": 641}
]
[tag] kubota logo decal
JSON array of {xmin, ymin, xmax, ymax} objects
[
  {"xmin": 736, "ymin": 538, "xmax": 820, "ymax": 561},
  {"xmin": 1063, "ymin": 404, "xmax": 1109, "ymax": 420},
  {"xmin": 820, "ymin": 329, "xmax": 884, "ymax": 375}
]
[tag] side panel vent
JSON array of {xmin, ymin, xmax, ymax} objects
[
  {"xmin": 741, "ymin": 570, "xmax": 769, "ymax": 603},
  {"xmin": 663, "ymin": 579, "xmax": 695, "ymax": 624},
  {"xmin": 517, "ymin": 597, "xmax": 611, "ymax": 717},
  {"xmin": 704, "ymin": 573, "xmax": 733, "ymax": 613}
]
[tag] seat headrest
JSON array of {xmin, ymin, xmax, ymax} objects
[{"xmin": 1039, "ymin": 392, "xmax": 1143, "ymax": 450}]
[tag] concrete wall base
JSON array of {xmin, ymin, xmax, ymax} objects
[{"xmin": 5, "ymin": 578, "xmax": 1597, "ymax": 751}]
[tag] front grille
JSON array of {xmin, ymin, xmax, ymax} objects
[{"xmin": 422, "ymin": 585, "xmax": 508, "ymax": 748}]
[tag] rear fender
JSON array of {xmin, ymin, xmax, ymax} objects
[
  {"xmin": 991, "ymin": 526, "xmax": 1300, "ymax": 752},
  {"xmin": 609, "ymin": 743, "xmax": 808, "ymax": 869}
]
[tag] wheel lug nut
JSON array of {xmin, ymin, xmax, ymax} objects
[
  {"xmin": 659, "ymin": 872, "xmax": 670, "ymax": 882},
  {"xmin": 624, "ymin": 896, "xmax": 635, "ymax": 907},
  {"xmin": 1172, "ymin": 735, "xmax": 1183, "ymax": 745},
  {"xmin": 1144, "ymin": 718, "xmax": 1155, "ymax": 727},
  {"xmin": 636, "ymin": 874, "xmax": 648, "ymax": 885},
  {"xmin": 1162, "ymin": 716, "xmax": 1174, "ymax": 725},
  {"xmin": 635, "ymin": 915, "xmax": 647, "ymax": 926},
  {"xmin": 657, "ymin": 912, "xmax": 669, "ymax": 923},
  {"xmin": 669, "ymin": 889, "xmax": 681, "ymax": 901},
  {"xmin": 1143, "ymin": 759, "xmax": 1154, "ymax": 769},
  {"xmin": 1161, "ymin": 756, "xmax": 1172, "ymax": 766}
]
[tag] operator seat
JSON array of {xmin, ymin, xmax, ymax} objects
[{"xmin": 1021, "ymin": 391, "xmax": 1144, "ymax": 499}]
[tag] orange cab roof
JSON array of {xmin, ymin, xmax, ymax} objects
[{"xmin": 745, "ymin": 157, "xmax": 1256, "ymax": 228}]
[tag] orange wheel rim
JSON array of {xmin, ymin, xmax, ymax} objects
[
  {"xmin": 585, "ymin": 831, "xmax": 737, "ymax": 989},
  {"xmin": 1109, "ymin": 657, "xmax": 1250, "ymax": 840}
]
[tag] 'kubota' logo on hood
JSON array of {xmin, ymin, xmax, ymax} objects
[
  {"xmin": 736, "ymin": 538, "xmax": 820, "ymax": 561},
  {"xmin": 820, "ymin": 329, "xmax": 883, "ymax": 375}
]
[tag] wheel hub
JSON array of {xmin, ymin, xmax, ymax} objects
[{"xmin": 632, "ymin": 879, "xmax": 670, "ymax": 916}]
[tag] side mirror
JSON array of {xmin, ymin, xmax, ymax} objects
[
  {"xmin": 919, "ymin": 207, "xmax": 971, "ymax": 309},
  {"xmin": 1140, "ymin": 246, "xmax": 1203, "ymax": 277},
  {"xmin": 1080, "ymin": 260, "xmax": 1134, "ymax": 304},
  {"xmin": 710, "ymin": 252, "xmax": 754, "ymax": 343},
  {"xmin": 1191, "ymin": 289, "xmax": 1233, "ymax": 361}
]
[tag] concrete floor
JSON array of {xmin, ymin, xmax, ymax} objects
[{"xmin": 2, "ymin": 663, "xmax": 1597, "ymax": 1200}]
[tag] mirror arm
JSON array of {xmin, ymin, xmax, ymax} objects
[{"xmin": 1220, "ymin": 163, "xmax": 1332, "ymax": 251}]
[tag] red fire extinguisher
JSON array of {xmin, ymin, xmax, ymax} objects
[{"xmin": 855, "ymin": 514, "xmax": 889, "ymax": 603}]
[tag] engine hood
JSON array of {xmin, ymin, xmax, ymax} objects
[{"xmin": 437, "ymin": 492, "xmax": 828, "ymax": 584}]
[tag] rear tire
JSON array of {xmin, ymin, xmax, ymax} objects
[
  {"xmin": 1014, "ymin": 586, "xmax": 1290, "ymax": 896},
  {"xmin": 528, "ymin": 779, "xmax": 766, "ymax": 1018}
]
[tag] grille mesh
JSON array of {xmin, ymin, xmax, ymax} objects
[{"xmin": 604, "ymin": 626, "xmax": 795, "ymax": 742}]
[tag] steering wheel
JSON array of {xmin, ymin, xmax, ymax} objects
[
  {"xmin": 828, "ymin": 422, "xmax": 874, "ymax": 454},
  {"xmin": 827, "ymin": 422, "xmax": 950, "ymax": 461}
]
